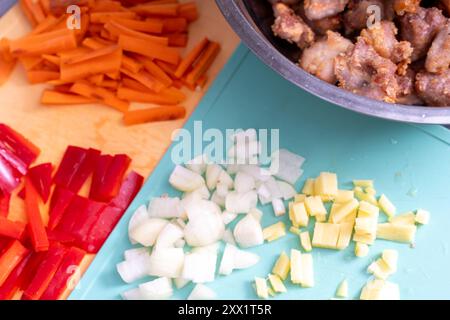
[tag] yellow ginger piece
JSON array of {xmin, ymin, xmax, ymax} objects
[
  {"xmin": 300, "ymin": 231, "xmax": 312, "ymax": 252},
  {"xmin": 335, "ymin": 279, "xmax": 348, "ymax": 298},
  {"xmin": 289, "ymin": 226, "xmax": 301, "ymax": 235},
  {"xmin": 290, "ymin": 249, "xmax": 314, "ymax": 287},
  {"xmin": 358, "ymin": 201, "xmax": 379, "ymax": 218},
  {"xmin": 382, "ymin": 249, "xmax": 398, "ymax": 272},
  {"xmin": 355, "ymin": 242, "xmax": 369, "ymax": 257},
  {"xmin": 268, "ymin": 274, "xmax": 286, "ymax": 293},
  {"xmin": 290, "ymin": 249, "xmax": 303, "ymax": 285},
  {"xmin": 302, "ymin": 178, "xmax": 315, "ymax": 195},
  {"xmin": 329, "ymin": 198, "xmax": 359, "ymax": 223},
  {"xmin": 335, "ymin": 190, "xmax": 354, "ymax": 203},
  {"xmin": 415, "ymin": 209, "xmax": 430, "ymax": 225},
  {"xmin": 254, "ymin": 277, "xmax": 269, "ymax": 299},
  {"xmin": 354, "ymin": 187, "xmax": 378, "ymax": 206},
  {"xmin": 263, "ymin": 221, "xmax": 286, "ymax": 242},
  {"xmin": 336, "ymin": 222, "xmax": 354, "ymax": 249},
  {"xmin": 272, "ymin": 251, "xmax": 290, "ymax": 280},
  {"xmin": 305, "ymin": 196, "xmax": 327, "ymax": 218},
  {"xmin": 360, "ymin": 279, "xmax": 400, "ymax": 300},
  {"xmin": 365, "ymin": 187, "xmax": 377, "ymax": 196},
  {"xmin": 267, "ymin": 287, "xmax": 276, "ymax": 297},
  {"xmin": 294, "ymin": 194, "xmax": 306, "ymax": 203},
  {"xmin": 312, "ymin": 222, "xmax": 340, "ymax": 249},
  {"xmin": 314, "ymin": 172, "xmax": 338, "ymax": 201},
  {"xmin": 389, "ymin": 212, "xmax": 415, "ymax": 225},
  {"xmin": 353, "ymin": 180, "xmax": 374, "ymax": 188},
  {"xmin": 290, "ymin": 201, "xmax": 309, "ymax": 227},
  {"xmin": 377, "ymin": 223, "xmax": 416, "ymax": 243},
  {"xmin": 353, "ymin": 201, "xmax": 379, "ymax": 245},
  {"xmin": 378, "ymin": 194, "xmax": 396, "ymax": 218}
]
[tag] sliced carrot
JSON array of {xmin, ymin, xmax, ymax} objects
[
  {"xmin": 155, "ymin": 60, "xmax": 177, "ymax": 78},
  {"xmin": 58, "ymin": 47, "xmax": 92, "ymax": 62},
  {"xmin": 123, "ymin": 105, "xmax": 186, "ymax": 125},
  {"xmin": 75, "ymin": 13, "xmax": 91, "ymax": 42},
  {"xmin": 82, "ymin": 37, "xmax": 105, "ymax": 50},
  {"xmin": 104, "ymin": 20, "xmax": 169, "ymax": 45},
  {"xmin": 161, "ymin": 86, "xmax": 186, "ymax": 102},
  {"xmin": 120, "ymin": 68, "xmax": 165, "ymax": 93},
  {"xmin": 87, "ymin": 74, "xmax": 104, "ymax": 85},
  {"xmin": 53, "ymin": 84, "xmax": 73, "ymax": 93},
  {"xmin": 171, "ymin": 78, "xmax": 183, "ymax": 89},
  {"xmin": 41, "ymin": 90, "xmax": 96, "ymax": 105},
  {"xmin": 41, "ymin": 54, "xmax": 61, "ymax": 66},
  {"xmin": 20, "ymin": 0, "xmax": 45, "ymax": 26},
  {"xmin": 185, "ymin": 41, "xmax": 220, "ymax": 85},
  {"xmin": 196, "ymin": 74, "xmax": 208, "ymax": 88},
  {"xmin": 166, "ymin": 33, "xmax": 188, "ymax": 47},
  {"xmin": 105, "ymin": 71, "xmax": 121, "ymax": 80},
  {"xmin": 111, "ymin": 18, "xmax": 163, "ymax": 34},
  {"xmin": 121, "ymin": 77, "xmax": 151, "ymax": 92},
  {"xmin": 39, "ymin": 0, "xmax": 51, "ymax": 16},
  {"xmin": 118, "ymin": 34, "xmax": 179, "ymax": 65},
  {"xmin": 174, "ymin": 37, "xmax": 209, "ymax": 78},
  {"xmin": 88, "ymin": 23, "xmax": 103, "ymax": 35},
  {"xmin": 130, "ymin": 3, "xmax": 179, "ymax": 17},
  {"xmin": 65, "ymin": 44, "xmax": 119, "ymax": 64},
  {"xmin": 134, "ymin": 55, "xmax": 172, "ymax": 86},
  {"xmin": 27, "ymin": 70, "xmax": 60, "ymax": 84},
  {"xmin": 90, "ymin": 12, "xmax": 137, "ymax": 24},
  {"xmin": 70, "ymin": 81, "xmax": 129, "ymax": 112},
  {"xmin": 162, "ymin": 18, "xmax": 188, "ymax": 33},
  {"xmin": 0, "ymin": 57, "xmax": 16, "ymax": 85},
  {"xmin": 19, "ymin": 56, "xmax": 43, "ymax": 71},
  {"xmin": 0, "ymin": 38, "xmax": 14, "ymax": 63},
  {"xmin": 99, "ymin": 79, "xmax": 119, "ymax": 89},
  {"xmin": 122, "ymin": 55, "xmax": 143, "ymax": 73},
  {"xmin": 117, "ymin": 86, "xmax": 183, "ymax": 105},
  {"xmin": 178, "ymin": 2, "xmax": 199, "ymax": 22},
  {"xmin": 60, "ymin": 47, "xmax": 122, "ymax": 82},
  {"xmin": 30, "ymin": 15, "xmax": 60, "ymax": 35},
  {"xmin": 90, "ymin": 0, "xmax": 126, "ymax": 12}
]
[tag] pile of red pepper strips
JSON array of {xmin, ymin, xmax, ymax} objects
[{"xmin": 0, "ymin": 123, "xmax": 143, "ymax": 299}]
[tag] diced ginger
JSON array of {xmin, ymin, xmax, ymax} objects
[
  {"xmin": 272, "ymin": 198, "xmax": 286, "ymax": 217},
  {"xmin": 354, "ymin": 187, "xmax": 378, "ymax": 205},
  {"xmin": 272, "ymin": 251, "xmax": 290, "ymax": 280},
  {"xmin": 415, "ymin": 209, "xmax": 430, "ymax": 225},
  {"xmin": 365, "ymin": 187, "xmax": 377, "ymax": 196},
  {"xmin": 381, "ymin": 249, "xmax": 398, "ymax": 272},
  {"xmin": 329, "ymin": 199, "xmax": 359, "ymax": 224},
  {"xmin": 290, "ymin": 249, "xmax": 302, "ymax": 285},
  {"xmin": 254, "ymin": 277, "xmax": 269, "ymax": 299},
  {"xmin": 294, "ymin": 194, "xmax": 306, "ymax": 203},
  {"xmin": 302, "ymin": 178, "xmax": 315, "ymax": 195},
  {"xmin": 358, "ymin": 201, "xmax": 380, "ymax": 218},
  {"xmin": 389, "ymin": 212, "xmax": 416, "ymax": 225},
  {"xmin": 335, "ymin": 279, "xmax": 348, "ymax": 298},
  {"xmin": 353, "ymin": 180, "xmax": 374, "ymax": 188},
  {"xmin": 314, "ymin": 172, "xmax": 338, "ymax": 201},
  {"xmin": 336, "ymin": 222, "xmax": 354, "ymax": 250},
  {"xmin": 305, "ymin": 196, "xmax": 327, "ymax": 217},
  {"xmin": 353, "ymin": 232, "xmax": 376, "ymax": 245},
  {"xmin": 300, "ymin": 231, "xmax": 312, "ymax": 252},
  {"xmin": 268, "ymin": 274, "xmax": 286, "ymax": 293},
  {"xmin": 291, "ymin": 202, "xmax": 309, "ymax": 227},
  {"xmin": 377, "ymin": 223, "xmax": 416, "ymax": 243},
  {"xmin": 301, "ymin": 253, "xmax": 314, "ymax": 288},
  {"xmin": 289, "ymin": 226, "xmax": 301, "ymax": 235},
  {"xmin": 267, "ymin": 287, "xmax": 276, "ymax": 297},
  {"xmin": 354, "ymin": 217, "xmax": 378, "ymax": 235},
  {"xmin": 312, "ymin": 222, "xmax": 340, "ymax": 249},
  {"xmin": 355, "ymin": 242, "xmax": 369, "ymax": 257},
  {"xmin": 360, "ymin": 279, "xmax": 400, "ymax": 300},
  {"xmin": 378, "ymin": 194, "xmax": 396, "ymax": 218},
  {"xmin": 367, "ymin": 259, "xmax": 392, "ymax": 280},
  {"xmin": 263, "ymin": 221, "xmax": 286, "ymax": 242},
  {"xmin": 335, "ymin": 190, "xmax": 354, "ymax": 203}
]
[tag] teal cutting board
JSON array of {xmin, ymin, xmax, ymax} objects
[{"xmin": 70, "ymin": 45, "xmax": 450, "ymax": 300}]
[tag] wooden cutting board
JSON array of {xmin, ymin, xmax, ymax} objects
[{"xmin": 0, "ymin": 2, "xmax": 239, "ymax": 223}]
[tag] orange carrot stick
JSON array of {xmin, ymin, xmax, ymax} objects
[
  {"xmin": 87, "ymin": 73, "xmax": 104, "ymax": 85},
  {"xmin": 130, "ymin": 3, "xmax": 179, "ymax": 17},
  {"xmin": 58, "ymin": 47, "xmax": 92, "ymax": 61},
  {"xmin": 104, "ymin": 20, "xmax": 169, "ymax": 45},
  {"xmin": 111, "ymin": 17, "xmax": 163, "ymax": 34},
  {"xmin": 65, "ymin": 44, "xmax": 119, "ymax": 64},
  {"xmin": 120, "ymin": 68, "xmax": 165, "ymax": 92},
  {"xmin": 20, "ymin": 0, "xmax": 46, "ymax": 26},
  {"xmin": 162, "ymin": 18, "xmax": 188, "ymax": 33},
  {"xmin": 0, "ymin": 57, "xmax": 16, "ymax": 85},
  {"xmin": 90, "ymin": 0, "xmax": 126, "ymax": 12},
  {"xmin": 196, "ymin": 74, "xmax": 208, "ymax": 89},
  {"xmin": 41, "ymin": 90, "xmax": 96, "ymax": 105},
  {"xmin": 123, "ymin": 105, "xmax": 186, "ymax": 125},
  {"xmin": 118, "ymin": 34, "xmax": 179, "ymax": 65},
  {"xmin": 30, "ymin": 15, "xmax": 60, "ymax": 35},
  {"xmin": 185, "ymin": 41, "xmax": 220, "ymax": 85},
  {"xmin": 122, "ymin": 55, "xmax": 143, "ymax": 73},
  {"xmin": 41, "ymin": 54, "xmax": 61, "ymax": 66},
  {"xmin": 117, "ymin": 86, "xmax": 183, "ymax": 104},
  {"xmin": 99, "ymin": 79, "xmax": 119, "ymax": 89},
  {"xmin": 70, "ymin": 81, "xmax": 129, "ymax": 112},
  {"xmin": 134, "ymin": 55, "xmax": 172, "ymax": 86},
  {"xmin": 27, "ymin": 70, "xmax": 60, "ymax": 84},
  {"xmin": 121, "ymin": 77, "xmax": 151, "ymax": 92},
  {"xmin": 90, "ymin": 12, "xmax": 137, "ymax": 24},
  {"xmin": 18, "ymin": 56, "xmax": 43, "ymax": 71},
  {"xmin": 178, "ymin": 2, "xmax": 199, "ymax": 22},
  {"xmin": 39, "ymin": 0, "xmax": 51, "ymax": 16},
  {"xmin": 174, "ymin": 37, "xmax": 209, "ymax": 78}
]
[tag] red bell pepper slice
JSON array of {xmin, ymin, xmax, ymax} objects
[
  {"xmin": 82, "ymin": 205, "xmax": 124, "ymax": 253},
  {"xmin": 89, "ymin": 154, "xmax": 113, "ymax": 201},
  {"xmin": 0, "ymin": 240, "xmax": 29, "ymax": 287},
  {"xmin": 0, "ymin": 216, "xmax": 26, "ymax": 240},
  {"xmin": 111, "ymin": 171, "xmax": 144, "ymax": 210},
  {"xmin": 54, "ymin": 195, "xmax": 90, "ymax": 236},
  {"xmin": 0, "ymin": 124, "xmax": 40, "ymax": 170},
  {"xmin": 71, "ymin": 199, "xmax": 107, "ymax": 247},
  {"xmin": 27, "ymin": 163, "xmax": 53, "ymax": 203},
  {"xmin": 0, "ymin": 190, "xmax": 10, "ymax": 217},
  {"xmin": 67, "ymin": 148, "xmax": 100, "ymax": 193},
  {"xmin": 0, "ymin": 252, "xmax": 32, "ymax": 300},
  {"xmin": 40, "ymin": 246, "xmax": 85, "ymax": 300},
  {"xmin": 22, "ymin": 243, "xmax": 67, "ymax": 300},
  {"xmin": 24, "ymin": 178, "xmax": 49, "ymax": 252},
  {"xmin": 90, "ymin": 154, "xmax": 131, "ymax": 202},
  {"xmin": 46, "ymin": 228, "xmax": 75, "ymax": 244},
  {"xmin": 48, "ymin": 186, "xmax": 75, "ymax": 230},
  {"xmin": 18, "ymin": 252, "xmax": 46, "ymax": 291},
  {"xmin": 0, "ymin": 154, "xmax": 22, "ymax": 194}
]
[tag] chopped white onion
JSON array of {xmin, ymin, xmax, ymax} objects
[
  {"xmin": 225, "ymin": 190, "xmax": 257, "ymax": 214},
  {"xmin": 117, "ymin": 253, "xmax": 151, "ymax": 283},
  {"xmin": 188, "ymin": 284, "xmax": 217, "ymax": 300},
  {"xmin": 182, "ymin": 250, "xmax": 217, "ymax": 283},
  {"xmin": 147, "ymin": 248, "xmax": 184, "ymax": 278},
  {"xmin": 174, "ymin": 239, "xmax": 186, "ymax": 248},
  {"xmin": 211, "ymin": 191, "xmax": 226, "ymax": 208},
  {"xmin": 124, "ymin": 247, "xmax": 149, "ymax": 261},
  {"xmin": 216, "ymin": 183, "xmax": 230, "ymax": 198},
  {"xmin": 174, "ymin": 277, "xmax": 190, "ymax": 289},
  {"xmin": 264, "ymin": 177, "xmax": 283, "ymax": 199},
  {"xmin": 225, "ymin": 164, "xmax": 241, "ymax": 175},
  {"xmin": 218, "ymin": 170, "xmax": 233, "ymax": 189},
  {"xmin": 121, "ymin": 288, "xmax": 143, "ymax": 300},
  {"xmin": 129, "ymin": 218, "xmax": 168, "ymax": 247},
  {"xmin": 186, "ymin": 154, "xmax": 208, "ymax": 175},
  {"xmin": 271, "ymin": 149, "xmax": 305, "ymax": 169},
  {"xmin": 222, "ymin": 211, "xmax": 238, "ymax": 225},
  {"xmin": 239, "ymin": 165, "xmax": 271, "ymax": 183},
  {"xmin": 233, "ymin": 214, "xmax": 264, "ymax": 248},
  {"xmin": 222, "ymin": 228, "xmax": 236, "ymax": 245},
  {"xmin": 277, "ymin": 180, "xmax": 296, "ymax": 200},
  {"xmin": 183, "ymin": 185, "xmax": 211, "ymax": 201},
  {"xmin": 139, "ymin": 277, "xmax": 173, "ymax": 300},
  {"xmin": 155, "ymin": 223, "xmax": 184, "ymax": 248},
  {"xmin": 169, "ymin": 165, "xmax": 205, "ymax": 192},
  {"xmin": 249, "ymin": 207, "xmax": 263, "ymax": 222},
  {"xmin": 272, "ymin": 198, "xmax": 286, "ymax": 216},
  {"xmin": 128, "ymin": 205, "xmax": 149, "ymax": 245},
  {"xmin": 148, "ymin": 197, "xmax": 184, "ymax": 219},
  {"xmin": 270, "ymin": 149, "xmax": 305, "ymax": 185},
  {"xmin": 206, "ymin": 164, "xmax": 223, "ymax": 190},
  {"xmin": 234, "ymin": 171, "xmax": 255, "ymax": 193},
  {"xmin": 274, "ymin": 166, "xmax": 304, "ymax": 186},
  {"xmin": 257, "ymin": 184, "xmax": 272, "ymax": 205},
  {"xmin": 219, "ymin": 243, "xmax": 260, "ymax": 275}
]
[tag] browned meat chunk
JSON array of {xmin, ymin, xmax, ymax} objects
[
  {"xmin": 425, "ymin": 24, "xmax": 450, "ymax": 74},
  {"xmin": 399, "ymin": 7, "xmax": 447, "ymax": 61},
  {"xmin": 268, "ymin": 0, "xmax": 302, "ymax": 4},
  {"xmin": 299, "ymin": 31, "xmax": 354, "ymax": 83},
  {"xmin": 335, "ymin": 37, "xmax": 399, "ymax": 103},
  {"xmin": 396, "ymin": 69, "xmax": 424, "ymax": 105},
  {"xmin": 392, "ymin": 0, "xmax": 421, "ymax": 16},
  {"xmin": 293, "ymin": 3, "xmax": 342, "ymax": 35},
  {"xmin": 272, "ymin": 3, "xmax": 315, "ymax": 49},
  {"xmin": 415, "ymin": 70, "xmax": 450, "ymax": 106},
  {"xmin": 360, "ymin": 21, "xmax": 413, "ymax": 74},
  {"xmin": 343, "ymin": 0, "xmax": 385, "ymax": 34},
  {"xmin": 303, "ymin": 0, "xmax": 349, "ymax": 20}
]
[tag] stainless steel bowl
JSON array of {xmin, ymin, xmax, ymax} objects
[{"xmin": 216, "ymin": 0, "xmax": 450, "ymax": 124}]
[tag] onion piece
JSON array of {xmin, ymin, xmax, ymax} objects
[
  {"xmin": 182, "ymin": 250, "xmax": 217, "ymax": 283},
  {"xmin": 211, "ymin": 191, "xmax": 225, "ymax": 208},
  {"xmin": 264, "ymin": 177, "xmax": 283, "ymax": 199},
  {"xmin": 219, "ymin": 243, "xmax": 260, "ymax": 275},
  {"xmin": 121, "ymin": 288, "xmax": 143, "ymax": 300},
  {"xmin": 257, "ymin": 184, "xmax": 272, "ymax": 205},
  {"xmin": 188, "ymin": 284, "xmax": 217, "ymax": 300},
  {"xmin": 129, "ymin": 218, "xmax": 168, "ymax": 247},
  {"xmin": 169, "ymin": 165, "xmax": 205, "ymax": 192},
  {"xmin": 124, "ymin": 247, "xmax": 149, "ymax": 261},
  {"xmin": 272, "ymin": 198, "xmax": 286, "ymax": 216},
  {"xmin": 128, "ymin": 205, "xmax": 149, "ymax": 244},
  {"xmin": 222, "ymin": 228, "xmax": 236, "ymax": 245},
  {"xmin": 147, "ymin": 248, "xmax": 184, "ymax": 278},
  {"xmin": 139, "ymin": 277, "xmax": 173, "ymax": 300},
  {"xmin": 271, "ymin": 149, "xmax": 305, "ymax": 169},
  {"xmin": 216, "ymin": 183, "xmax": 230, "ymax": 198},
  {"xmin": 234, "ymin": 171, "xmax": 255, "ymax": 193},
  {"xmin": 174, "ymin": 277, "xmax": 190, "ymax": 289},
  {"xmin": 270, "ymin": 149, "xmax": 305, "ymax": 185},
  {"xmin": 174, "ymin": 239, "xmax": 186, "ymax": 248},
  {"xmin": 222, "ymin": 211, "xmax": 238, "ymax": 225},
  {"xmin": 117, "ymin": 254, "xmax": 150, "ymax": 283},
  {"xmin": 155, "ymin": 223, "xmax": 184, "ymax": 248},
  {"xmin": 225, "ymin": 190, "xmax": 257, "ymax": 214},
  {"xmin": 206, "ymin": 164, "xmax": 223, "ymax": 190},
  {"xmin": 249, "ymin": 207, "xmax": 263, "ymax": 222},
  {"xmin": 186, "ymin": 154, "xmax": 208, "ymax": 175},
  {"xmin": 239, "ymin": 165, "xmax": 271, "ymax": 183},
  {"xmin": 233, "ymin": 214, "xmax": 264, "ymax": 248},
  {"xmin": 277, "ymin": 180, "xmax": 296, "ymax": 200},
  {"xmin": 148, "ymin": 196, "xmax": 184, "ymax": 218}
]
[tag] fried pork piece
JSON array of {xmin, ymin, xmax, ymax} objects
[
  {"xmin": 392, "ymin": 0, "xmax": 421, "ymax": 15},
  {"xmin": 300, "ymin": 31, "xmax": 354, "ymax": 83},
  {"xmin": 268, "ymin": 0, "xmax": 301, "ymax": 4},
  {"xmin": 335, "ymin": 37, "xmax": 399, "ymax": 102},
  {"xmin": 272, "ymin": 3, "xmax": 315, "ymax": 49},
  {"xmin": 293, "ymin": 3, "xmax": 342, "ymax": 35},
  {"xmin": 343, "ymin": 0, "xmax": 385, "ymax": 34},
  {"xmin": 425, "ymin": 24, "xmax": 450, "ymax": 74},
  {"xmin": 360, "ymin": 21, "xmax": 413, "ymax": 74},
  {"xmin": 399, "ymin": 7, "xmax": 447, "ymax": 61},
  {"xmin": 416, "ymin": 69, "xmax": 450, "ymax": 106},
  {"xmin": 396, "ymin": 69, "xmax": 424, "ymax": 105},
  {"xmin": 303, "ymin": 0, "xmax": 349, "ymax": 20}
]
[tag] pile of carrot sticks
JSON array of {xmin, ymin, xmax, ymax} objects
[{"xmin": 0, "ymin": 0, "xmax": 221, "ymax": 126}]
